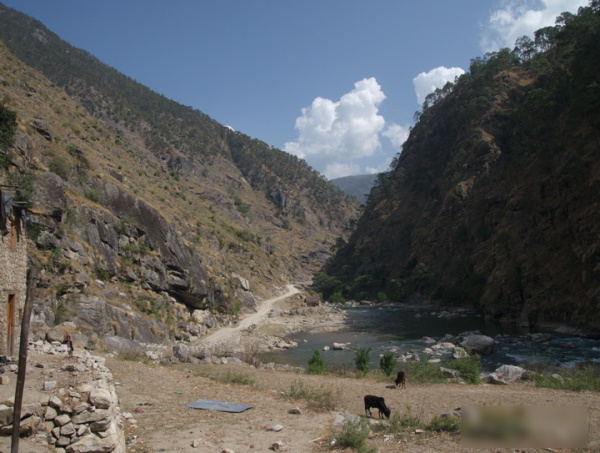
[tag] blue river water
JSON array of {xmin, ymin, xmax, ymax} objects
[{"xmin": 259, "ymin": 305, "xmax": 600, "ymax": 372}]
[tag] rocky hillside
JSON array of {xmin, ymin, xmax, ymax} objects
[
  {"xmin": 0, "ymin": 4, "xmax": 359, "ymax": 349},
  {"xmin": 319, "ymin": 4, "xmax": 600, "ymax": 333}
]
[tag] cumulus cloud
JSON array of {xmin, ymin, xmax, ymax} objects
[
  {"xmin": 383, "ymin": 123, "xmax": 410, "ymax": 149},
  {"xmin": 325, "ymin": 162, "xmax": 362, "ymax": 180},
  {"xmin": 481, "ymin": 0, "xmax": 588, "ymax": 51},
  {"xmin": 365, "ymin": 157, "xmax": 393, "ymax": 175},
  {"xmin": 284, "ymin": 77, "xmax": 386, "ymax": 179},
  {"xmin": 412, "ymin": 66, "xmax": 465, "ymax": 106}
]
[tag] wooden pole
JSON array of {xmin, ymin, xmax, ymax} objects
[{"xmin": 10, "ymin": 268, "xmax": 37, "ymax": 453}]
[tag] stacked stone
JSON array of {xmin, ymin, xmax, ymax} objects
[
  {"xmin": 44, "ymin": 380, "xmax": 124, "ymax": 452},
  {"xmin": 0, "ymin": 401, "xmax": 43, "ymax": 437},
  {"xmin": 0, "ymin": 345, "xmax": 125, "ymax": 452}
]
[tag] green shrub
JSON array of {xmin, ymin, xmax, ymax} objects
[
  {"xmin": 8, "ymin": 172, "xmax": 35, "ymax": 203},
  {"xmin": 47, "ymin": 248, "xmax": 69, "ymax": 274},
  {"xmin": 86, "ymin": 189, "xmax": 100, "ymax": 202},
  {"xmin": 287, "ymin": 379, "xmax": 340, "ymax": 411},
  {"xmin": 354, "ymin": 347, "xmax": 372, "ymax": 376},
  {"xmin": 445, "ymin": 355, "xmax": 482, "ymax": 384},
  {"xmin": 0, "ymin": 105, "xmax": 16, "ymax": 169},
  {"xmin": 213, "ymin": 370, "xmax": 255, "ymax": 386},
  {"xmin": 53, "ymin": 300, "xmax": 74, "ymax": 325},
  {"xmin": 94, "ymin": 266, "xmax": 111, "ymax": 280},
  {"xmin": 329, "ymin": 291, "xmax": 346, "ymax": 304},
  {"xmin": 427, "ymin": 415, "xmax": 461, "ymax": 433},
  {"xmin": 331, "ymin": 418, "xmax": 376, "ymax": 453},
  {"xmin": 307, "ymin": 350, "xmax": 325, "ymax": 375},
  {"xmin": 405, "ymin": 361, "xmax": 446, "ymax": 383},
  {"xmin": 373, "ymin": 405, "xmax": 423, "ymax": 434},
  {"xmin": 380, "ymin": 352, "xmax": 396, "ymax": 377},
  {"xmin": 49, "ymin": 155, "xmax": 71, "ymax": 180}
]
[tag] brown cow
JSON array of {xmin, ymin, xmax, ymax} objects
[{"xmin": 394, "ymin": 370, "xmax": 406, "ymax": 389}]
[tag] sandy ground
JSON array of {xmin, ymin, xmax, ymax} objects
[{"xmin": 2, "ymin": 289, "xmax": 600, "ymax": 452}]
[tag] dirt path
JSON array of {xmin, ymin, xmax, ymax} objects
[{"xmin": 200, "ymin": 284, "xmax": 300, "ymax": 348}]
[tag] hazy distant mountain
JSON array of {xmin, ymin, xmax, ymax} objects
[{"xmin": 330, "ymin": 174, "xmax": 378, "ymax": 204}]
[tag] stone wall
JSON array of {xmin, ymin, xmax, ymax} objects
[
  {"xmin": 0, "ymin": 341, "xmax": 126, "ymax": 452},
  {"xmin": 0, "ymin": 215, "xmax": 28, "ymax": 357}
]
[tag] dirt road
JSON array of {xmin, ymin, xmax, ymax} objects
[{"xmin": 199, "ymin": 284, "xmax": 300, "ymax": 348}]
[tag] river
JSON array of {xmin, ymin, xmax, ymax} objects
[{"xmin": 259, "ymin": 305, "xmax": 600, "ymax": 372}]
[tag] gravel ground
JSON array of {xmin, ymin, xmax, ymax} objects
[{"xmin": 108, "ymin": 357, "xmax": 600, "ymax": 453}]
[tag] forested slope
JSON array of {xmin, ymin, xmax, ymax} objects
[{"xmin": 318, "ymin": 3, "xmax": 600, "ymax": 333}]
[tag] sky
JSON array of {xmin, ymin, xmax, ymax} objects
[{"xmin": 2, "ymin": 0, "xmax": 590, "ymax": 179}]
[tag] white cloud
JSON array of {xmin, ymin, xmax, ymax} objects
[
  {"xmin": 325, "ymin": 162, "xmax": 362, "ymax": 180},
  {"xmin": 481, "ymin": 0, "xmax": 588, "ymax": 52},
  {"xmin": 383, "ymin": 123, "xmax": 410, "ymax": 149},
  {"xmin": 365, "ymin": 157, "xmax": 393, "ymax": 175},
  {"xmin": 412, "ymin": 67, "xmax": 465, "ymax": 106},
  {"xmin": 284, "ymin": 77, "xmax": 386, "ymax": 179}
]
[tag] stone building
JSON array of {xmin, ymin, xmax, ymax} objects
[{"xmin": 0, "ymin": 189, "xmax": 28, "ymax": 357}]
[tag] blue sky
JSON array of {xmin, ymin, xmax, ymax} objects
[{"xmin": 2, "ymin": 0, "xmax": 589, "ymax": 178}]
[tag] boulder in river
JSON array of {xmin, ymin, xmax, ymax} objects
[{"xmin": 459, "ymin": 334, "xmax": 495, "ymax": 355}]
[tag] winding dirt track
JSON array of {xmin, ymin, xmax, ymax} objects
[{"xmin": 199, "ymin": 284, "xmax": 300, "ymax": 347}]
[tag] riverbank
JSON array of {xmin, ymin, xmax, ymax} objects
[{"xmin": 193, "ymin": 287, "xmax": 348, "ymax": 357}]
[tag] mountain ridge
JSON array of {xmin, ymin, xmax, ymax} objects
[{"xmin": 0, "ymin": 3, "xmax": 359, "ymax": 346}]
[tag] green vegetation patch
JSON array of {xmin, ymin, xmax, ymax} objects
[
  {"xmin": 353, "ymin": 347, "xmax": 372, "ymax": 376},
  {"xmin": 444, "ymin": 355, "xmax": 482, "ymax": 384},
  {"xmin": 329, "ymin": 418, "xmax": 376, "ymax": 453},
  {"xmin": 211, "ymin": 369, "xmax": 256, "ymax": 386},
  {"xmin": 532, "ymin": 365, "xmax": 600, "ymax": 392},
  {"xmin": 405, "ymin": 361, "xmax": 446, "ymax": 383},
  {"xmin": 307, "ymin": 350, "xmax": 326, "ymax": 375},
  {"xmin": 286, "ymin": 379, "xmax": 340, "ymax": 411},
  {"xmin": 379, "ymin": 352, "xmax": 396, "ymax": 377}
]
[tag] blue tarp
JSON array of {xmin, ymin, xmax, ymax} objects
[{"xmin": 186, "ymin": 398, "xmax": 253, "ymax": 413}]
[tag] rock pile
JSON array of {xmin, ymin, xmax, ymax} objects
[{"xmin": 0, "ymin": 341, "xmax": 125, "ymax": 452}]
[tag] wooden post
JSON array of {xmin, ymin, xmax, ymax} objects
[{"xmin": 11, "ymin": 268, "xmax": 37, "ymax": 453}]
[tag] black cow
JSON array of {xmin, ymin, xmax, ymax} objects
[
  {"xmin": 364, "ymin": 395, "xmax": 391, "ymax": 419},
  {"xmin": 395, "ymin": 370, "xmax": 406, "ymax": 389}
]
